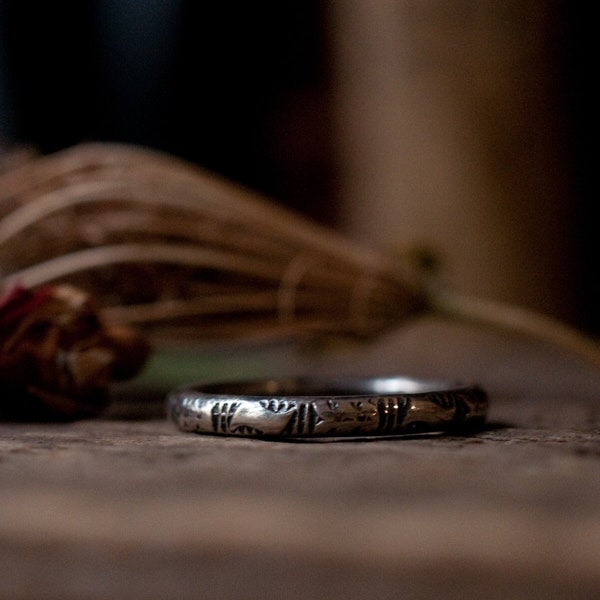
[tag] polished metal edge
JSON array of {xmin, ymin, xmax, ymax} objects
[{"xmin": 168, "ymin": 376, "xmax": 488, "ymax": 438}]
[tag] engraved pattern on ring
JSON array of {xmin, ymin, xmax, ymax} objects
[{"xmin": 169, "ymin": 378, "xmax": 488, "ymax": 438}]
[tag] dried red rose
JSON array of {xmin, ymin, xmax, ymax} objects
[{"xmin": 0, "ymin": 283, "xmax": 150, "ymax": 420}]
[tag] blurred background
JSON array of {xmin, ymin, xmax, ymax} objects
[{"xmin": 0, "ymin": 1, "xmax": 595, "ymax": 332}]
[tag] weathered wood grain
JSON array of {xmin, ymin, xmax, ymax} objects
[{"xmin": 2, "ymin": 319, "xmax": 599, "ymax": 599}]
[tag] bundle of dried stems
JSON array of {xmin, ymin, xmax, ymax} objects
[
  {"xmin": 1, "ymin": 142, "xmax": 599, "ymax": 368},
  {"xmin": 0, "ymin": 143, "xmax": 425, "ymax": 345}
]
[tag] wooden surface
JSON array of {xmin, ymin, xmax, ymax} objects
[{"xmin": 1, "ymin": 317, "xmax": 599, "ymax": 599}]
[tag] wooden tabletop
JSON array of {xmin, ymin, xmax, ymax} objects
[{"xmin": 2, "ymin": 317, "xmax": 599, "ymax": 599}]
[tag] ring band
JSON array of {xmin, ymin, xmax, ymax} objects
[{"xmin": 168, "ymin": 376, "xmax": 488, "ymax": 438}]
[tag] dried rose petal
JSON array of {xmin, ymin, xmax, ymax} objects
[{"xmin": 0, "ymin": 283, "xmax": 149, "ymax": 420}]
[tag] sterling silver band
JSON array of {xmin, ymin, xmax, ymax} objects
[{"xmin": 168, "ymin": 375, "xmax": 488, "ymax": 438}]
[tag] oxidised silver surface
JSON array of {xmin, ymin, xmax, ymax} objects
[{"xmin": 168, "ymin": 376, "xmax": 488, "ymax": 438}]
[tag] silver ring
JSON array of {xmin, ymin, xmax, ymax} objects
[{"xmin": 168, "ymin": 375, "xmax": 488, "ymax": 438}]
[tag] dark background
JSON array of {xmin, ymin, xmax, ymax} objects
[
  {"xmin": 0, "ymin": 1, "xmax": 335, "ymax": 224},
  {"xmin": 0, "ymin": 1, "xmax": 595, "ymax": 331}
]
